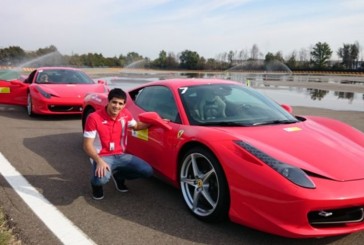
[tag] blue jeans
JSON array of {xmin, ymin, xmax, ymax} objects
[{"xmin": 91, "ymin": 153, "xmax": 153, "ymax": 186}]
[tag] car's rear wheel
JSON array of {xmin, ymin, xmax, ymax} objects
[
  {"xmin": 27, "ymin": 93, "xmax": 34, "ymax": 117},
  {"xmin": 82, "ymin": 107, "xmax": 95, "ymax": 131},
  {"xmin": 180, "ymin": 147, "xmax": 229, "ymax": 222}
]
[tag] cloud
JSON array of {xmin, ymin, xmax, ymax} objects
[{"xmin": 1, "ymin": 0, "xmax": 363, "ymax": 60}]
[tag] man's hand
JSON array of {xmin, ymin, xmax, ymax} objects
[
  {"xmin": 133, "ymin": 121, "xmax": 150, "ymax": 130},
  {"xmin": 83, "ymin": 137, "xmax": 110, "ymax": 178},
  {"xmin": 94, "ymin": 159, "xmax": 110, "ymax": 178}
]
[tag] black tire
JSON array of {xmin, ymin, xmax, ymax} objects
[
  {"xmin": 27, "ymin": 93, "xmax": 34, "ymax": 117},
  {"xmin": 179, "ymin": 147, "xmax": 229, "ymax": 222},
  {"xmin": 82, "ymin": 107, "xmax": 95, "ymax": 131}
]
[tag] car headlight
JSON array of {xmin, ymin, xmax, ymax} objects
[
  {"xmin": 235, "ymin": 140, "xmax": 316, "ymax": 189},
  {"xmin": 36, "ymin": 86, "xmax": 52, "ymax": 99}
]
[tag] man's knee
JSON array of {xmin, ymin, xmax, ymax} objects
[
  {"xmin": 91, "ymin": 174, "xmax": 111, "ymax": 185},
  {"xmin": 142, "ymin": 164, "xmax": 153, "ymax": 177}
]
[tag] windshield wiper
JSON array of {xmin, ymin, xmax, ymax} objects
[{"xmin": 252, "ymin": 119, "xmax": 298, "ymax": 126}]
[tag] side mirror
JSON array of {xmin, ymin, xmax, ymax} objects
[
  {"xmin": 138, "ymin": 112, "xmax": 172, "ymax": 130},
  {"xmin": 97, "ymin": 80, "xmax": 107, "ymax": 85},
  {"xmin": 281, "ymin": 104, "xmax": 293, "ymax": 113}
]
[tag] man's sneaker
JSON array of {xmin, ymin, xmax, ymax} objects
[
  {"xmin": 91, "ymin": 184, "xmax": 104, "ymax": 200},
  {"xmin": 112, "ymin": 175, "xmax": 129, "ymax": 193}
]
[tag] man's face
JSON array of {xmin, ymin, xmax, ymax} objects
[
  {"xmin": 40, "ymin": 75, "xmax": 48, "ymax": 82},
  {"xmin": 106, "ymin": 97, "xmax": 125, "ymax": 118}
]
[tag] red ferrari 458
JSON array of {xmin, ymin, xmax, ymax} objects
[
  {"xmin": 0, "ymin": 67, "xmax": 108, "ymax": 116},
  {"xmin": 82, "ymin": 78, "xmax": 364, "ymax": 238}
]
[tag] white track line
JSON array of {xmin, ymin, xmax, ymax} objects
[{"xmin": 0, "ymin": 153, "xmax": 96, "ymax": 245}]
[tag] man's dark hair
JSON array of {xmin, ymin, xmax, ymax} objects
[{"xmin": 108, "ymin": 88, "xmax": 127, "ymax": 102}]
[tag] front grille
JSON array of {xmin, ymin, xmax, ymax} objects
[
  {"xmin": 48, "ymin": 105, "xmax": 83, "ymax": 113},
  {"xmin": 308, "ymin": 207, "xmax": 364, "ymax": 227}
]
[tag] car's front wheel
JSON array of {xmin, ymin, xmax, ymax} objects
[
  {"xmin": 180, "ymin": 147, "xmax": 229, "ymax": 222},
  {"xmin": 27, "ymin": 93, "xmax": 34, "ymax": 117}
]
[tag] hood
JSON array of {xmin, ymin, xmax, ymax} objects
[
  {"xmin": 216, "ymin": 120, "xmax": 364, "ymax": 181},
  {"xmin": 38, "ymin": 84, "xmax": 105, "ymax": 98}
]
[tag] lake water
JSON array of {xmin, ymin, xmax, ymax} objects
[
  {"xmin": 98, "ymin": 74, "xmax": 364, "ymax": 112},
  {"xmin": 257, "ymin": 88, "xmax": 363, "ymax": 111}
]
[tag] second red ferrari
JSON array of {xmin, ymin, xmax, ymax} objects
[{"xmin": 0, "ymin": 67, "xmax": 108, "ymax": 116}]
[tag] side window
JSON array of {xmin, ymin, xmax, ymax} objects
[{"xmin": 135, "ymin": 86, "xmax": 180, "ymax": 123}]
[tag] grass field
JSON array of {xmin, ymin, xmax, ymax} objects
[{"xmin": 0, "ymin": 208, "xmax": 19, "ymax": 245}]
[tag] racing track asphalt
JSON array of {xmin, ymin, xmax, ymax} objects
[{"xmin": 1, "ymin": 104, "xmax": 364, "ymax": 245}]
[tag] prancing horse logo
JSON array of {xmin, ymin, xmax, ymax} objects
[{"xmin": 177, "ymin": 130, "xmax": 184, "ymax": 139}]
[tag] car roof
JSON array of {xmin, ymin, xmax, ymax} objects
[
  {"xmin": 137, "ymin": 78, "xmax": 241, "ymax": 90},
  {"xmin": 36, "ymin": 67, "xmax": 81, "ymax": 71}
]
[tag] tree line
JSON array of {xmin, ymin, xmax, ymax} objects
[{"xmin": 0, "ymin": 42, "xmax": 362, "ymax": 71}]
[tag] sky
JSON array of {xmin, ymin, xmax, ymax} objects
[{"xmin": 1, "ymin": 0, "xmax": 364, "ymax": 60}]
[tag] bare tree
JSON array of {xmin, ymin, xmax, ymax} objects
[
  {"xmin": 238, "ymin": 49, "xmax": 249, "ymax": 60},
  {"xmin": 227, "ymin": 50, "xmax": 235, "ymax": 65},
  {"xmin": 298, "ymin": 48, "xmax": 308, "ymax": 62},
  {"xmin": 286, "ymin": 51, "xmax": 297, "ymax": 69},
  {"xmin": 250, "ymin": 44, "xmax": 259, "ymax": 60}
]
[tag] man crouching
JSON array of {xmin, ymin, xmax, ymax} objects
[{"xmin": 83, "ymin": 88, "xmax": 153, "ymax": 200}]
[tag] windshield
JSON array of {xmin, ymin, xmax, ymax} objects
[
  {"xmin": 35, "ymin": 69, "xmax": 95, "ymax": 84},
  {"xmin": 179, "ymin": 83, "xmax": 298, "ymax": 126}
]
